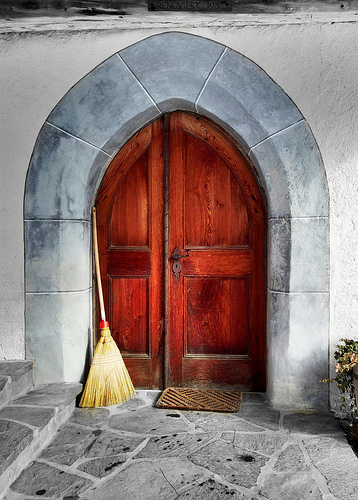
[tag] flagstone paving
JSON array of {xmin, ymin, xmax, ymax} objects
[{"xmin": 3, "ymin": 391, "xmax": 358, "ymax": 500}]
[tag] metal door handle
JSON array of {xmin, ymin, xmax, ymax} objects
[{"xmin": 171, "ymin": 247, "xmax": 190, "ymax": 279}]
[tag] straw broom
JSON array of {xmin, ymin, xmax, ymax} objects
[{"xmin": 79, "ymin": 207, "xmax": 135, "ymax": 407}]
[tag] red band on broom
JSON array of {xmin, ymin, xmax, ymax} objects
[{"xmin": 80, "ymin": 207, "xmax": 135, "ymax": 408}]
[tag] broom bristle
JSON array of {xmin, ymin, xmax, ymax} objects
[{"xmin": 80, "ymin": 327, "xmax": 135, "ymax": 408}]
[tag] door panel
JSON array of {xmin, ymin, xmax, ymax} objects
[
  {"xmin": 168, "ymin": 112, "xmax": 266, "ymax": 391},
  {"xmin": 109, "ymin": 277, "xmax": 149, "ymax": 355},
  {"xmin": 185, "ymin": 277, "xmax": 249, "ymax": 356},
  {"xmin": 96, "ymin": 119, "xmax": 164, "ymax": 388},
  {"xmin": 184, "ymin": 131, "xmax": 249, "ymax": 247},
  {"xmin": 109, "ymin": 153, "xmax": 149, "ymax": 247},
  {"xmin": 96, "ymin": 111, "xmax": 266, "ymax": 391}
]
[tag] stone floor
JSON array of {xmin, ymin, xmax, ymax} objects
[{"xmin": 3, "ymin": 391, "xmax": 358, "ymax": 500}]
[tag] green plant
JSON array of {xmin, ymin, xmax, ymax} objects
[{"xmin": 321, "ymin": 338, "xmax": 358, "ymax": 420}]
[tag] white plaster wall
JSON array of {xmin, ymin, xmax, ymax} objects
[{"xmin": 1, "ymin": 12, "xmax": 358, "ymax": 411}]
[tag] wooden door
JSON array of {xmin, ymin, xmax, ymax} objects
[{"xmin": 96, "ymin": 112, "xmax": 266, "ymax": 391}]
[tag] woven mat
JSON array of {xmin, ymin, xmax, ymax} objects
[{"xmin": 156, "ymin": 387, "xmax": 242, "ymax": 413}]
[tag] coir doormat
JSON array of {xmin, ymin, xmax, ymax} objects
[{"xmin": 156, "ymin": 387, "xmax": 242, "ymax": 413}]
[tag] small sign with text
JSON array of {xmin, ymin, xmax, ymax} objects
[{"xmin": 148, "ymin": 0, "xmax": 232, "ymax": 11}]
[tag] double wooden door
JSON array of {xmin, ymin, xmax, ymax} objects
[{"xmin": 96, "ymin": 112, "xmax": 266, "ymax": 391}]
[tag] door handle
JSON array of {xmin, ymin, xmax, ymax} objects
[{"xmin": 171, "ymin": 247, "xmax": 190, "ymax": 279}]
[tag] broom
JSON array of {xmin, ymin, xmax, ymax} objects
[{"xmin": 79, "ymin": 207, "xmax": 135, "ymax": 407}]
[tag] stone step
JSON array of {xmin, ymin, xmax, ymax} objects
[
  {"xmin": 0, "ymin": 382, "xmax": 82, "ymax": 498},
  {"xmin": 0, "ymin": 361, "xmax": 34, "ymax": 410}
]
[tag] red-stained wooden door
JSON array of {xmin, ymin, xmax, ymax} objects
[{"xmin": 96, "ymin": 112, "xmax": 266, "ymax": 391}]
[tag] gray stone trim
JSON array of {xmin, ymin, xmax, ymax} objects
[
  {"xmin": 25, "ymin": 289, "xmax": 92, "ymax": 385},
  {"xmin": 46, "ymin": 122, "xmax": 112, "ymax": 156},
  {"xmin": 249, "ymin": 120, "xmax": 328, "ymax": 218},
  {"xmin": 267, "ymin": 290, "xmax": 329, "ymax": 410},
  {"xmin": 24, "ymin": 32, "xmax": 329, "ymax": 410},
  {"xmin": 116, "ymin": 53, "xmax": 162, "ymax": 114},
  {"xmin": 194, "ymin": 47, "xmax": 227, "ymax": 110},
  {"xmin": 268, "ymin": 216, "xmax": 329, "ymax": 293},
  {"xmin": 25, "ymin": 220, "xmax": 91, "ymax": 293}
]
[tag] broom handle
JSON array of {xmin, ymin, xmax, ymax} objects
[{"xmin": 92, "ymin": 206, "xmax": 106, "ymax": 322}]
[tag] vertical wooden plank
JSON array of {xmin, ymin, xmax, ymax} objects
[
  {"xmin": 167, "ymin": 111, "xmax": 185, "ymax": 386},
  {"xmin": 149, "ymin": 117, "xmax": 165, "ymax": 388}
]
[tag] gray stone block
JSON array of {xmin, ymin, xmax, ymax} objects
[
  {"xmin": 25, "ymin": 291, "xmax": 91, "ymax": 384},
  {"xmin": 197, "ymin": 48, "xmax": 303, "ymax": 151},
  {"xmin": 250, "ymin": 120, "xmax": 328, "ymax": 218},
  {"xmin": 0, "ymin": 420, "xmax": 34, "ymax": 476},
  {"xmin": 273, "ymin": 443, "xmax": 308, "ymax": 471},
  {"xmin": 13, "ymin": 383, "xmax": 82, "ymax": 410},
  {"xmin": 304, "ymin": 436, "xmax": 358, "ymax": 500},
  {"xmin": 25, "ymin": 220, "xmax": 91, "ymax": 293},
  {"xmin": 86, "ymin": 431, "xmax": 144, "ymax": 458},
  {"xmin": 0, "ymin": 406, "xmax": 55, "ymax": 430},
  {"xmin": 269, "ymin": 217, "xmax": 329, "ymax": 292},
  {"xmin": 151, "ymin": 457, "xmax": 207, "ymax": 495},
  {"xmin": 175, "ymin": 480, "xmax": 246, "ymax": 499},
  {"xmin": 0, "ymin": 378, "xmax": 9, "ymax": 407},
  {"xmin": 283, "ymin": 413, "xmax": 342, "ymax": 436},
  {"xmin": 109, "ymin": 407, "xmax": 189, "ymax": 435},
  {"xmin": 189, "ymin": 439, "xmax": 268, "ymax": 488},
  {"xmin": 238, "ymin": 403, "xmax": 281, "ymax": 430},
  {"xmin": 78, "ymin": 456, "xmax": 127, "ymax": 478},
  {"xmin": 9, "ymin": 461, "xmax": 93, "ymax": 498},
  {"xmin": 69, "ymin": 407, "xmax": 110, "ymax": 428},
  {"xmin": 25, "ymin": 123, "xmax": 108, "ymax": 220},
  {"xmin": 137, "ymin": 432, "xmax": 214, "ymax": 459},
  {"xmin": 83, "ymin": 461, "xmax": 176, "ymax": 500},
  {"xmin": 0, "ymin": 361, "xmax": 34, "ymax": 409},
  {"xmin": 40, "ymin": 424, "xmax": 95, "ymax": 466},
  {"xmin": 120, "ymin": 32, "xmax": 225, "ymax": 113},
  {"xmin": 182, "ymin": 411, "xmax": 265, "ymax": 433},
  {"xmin": 261, "ymin": 470, "xmax": 323, "ymax": 500},
  {"xmin": 267, "ymin": 291, "xmax": 329, "ymax": 410},
  {"xmin": 0, "ymin": 362, "xmax": 32, "ymax": 381},
  {"xmin": 233, "ymin": 432, "xmax": 287, "ymax": 456},
  {"xmin": 0, "ymin": 382, "xmax": 82, "ymax": 495},
  {"xmin": 48, "ymin": 55, "xmax": 160, "ymax": 155}
]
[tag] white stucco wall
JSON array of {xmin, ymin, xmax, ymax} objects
[{"xmin": 1, "ymin": 11, "xmax": 358, "ymax": 411}]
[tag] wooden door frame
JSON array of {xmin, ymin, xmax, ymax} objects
[{"xmin": 95, "ymin": 111, "xmax": 267, "ymax": 390}]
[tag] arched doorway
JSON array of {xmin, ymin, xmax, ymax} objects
[
  {"xmin": 24, "ymin": 32, "xmax": 329, "ymax": 410},
  {"xmin": 95, "ymin": 112, "xmax": 266, "ymax": 390}
]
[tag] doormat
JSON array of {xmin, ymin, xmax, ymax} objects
[{"xmin": 156, "ymin": 387, "xmax": 242, "ymax": 413}]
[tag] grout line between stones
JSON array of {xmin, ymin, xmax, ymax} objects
[
  {"xmin": 297, "ymin": 437, "xmax": 338, "ymax": 500},
  {"xmin": 254, "ymin": 438, "xmax": 291, "ymax": 493},
  {"xmin": 248, "ymin": 118, "xmax": 306, "ymax": 152},
  {"xmin": 159, "ymin": 467, "xmax": 179, "ymax": 497},
  {"xmin": 116, "ymin": 53, "xmax": 161, "ymax": 114},
  {"xmin": 194, "ymin": 46, "xmax": 227, "ymax": 112},
  {"xmin": 45, "ymin": 121, "xmax": 111, "ymax": 156}
]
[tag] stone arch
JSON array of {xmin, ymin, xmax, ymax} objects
[{"xmin": 24, "ymin": 32, "xmax": 329, "ymax": 410}]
